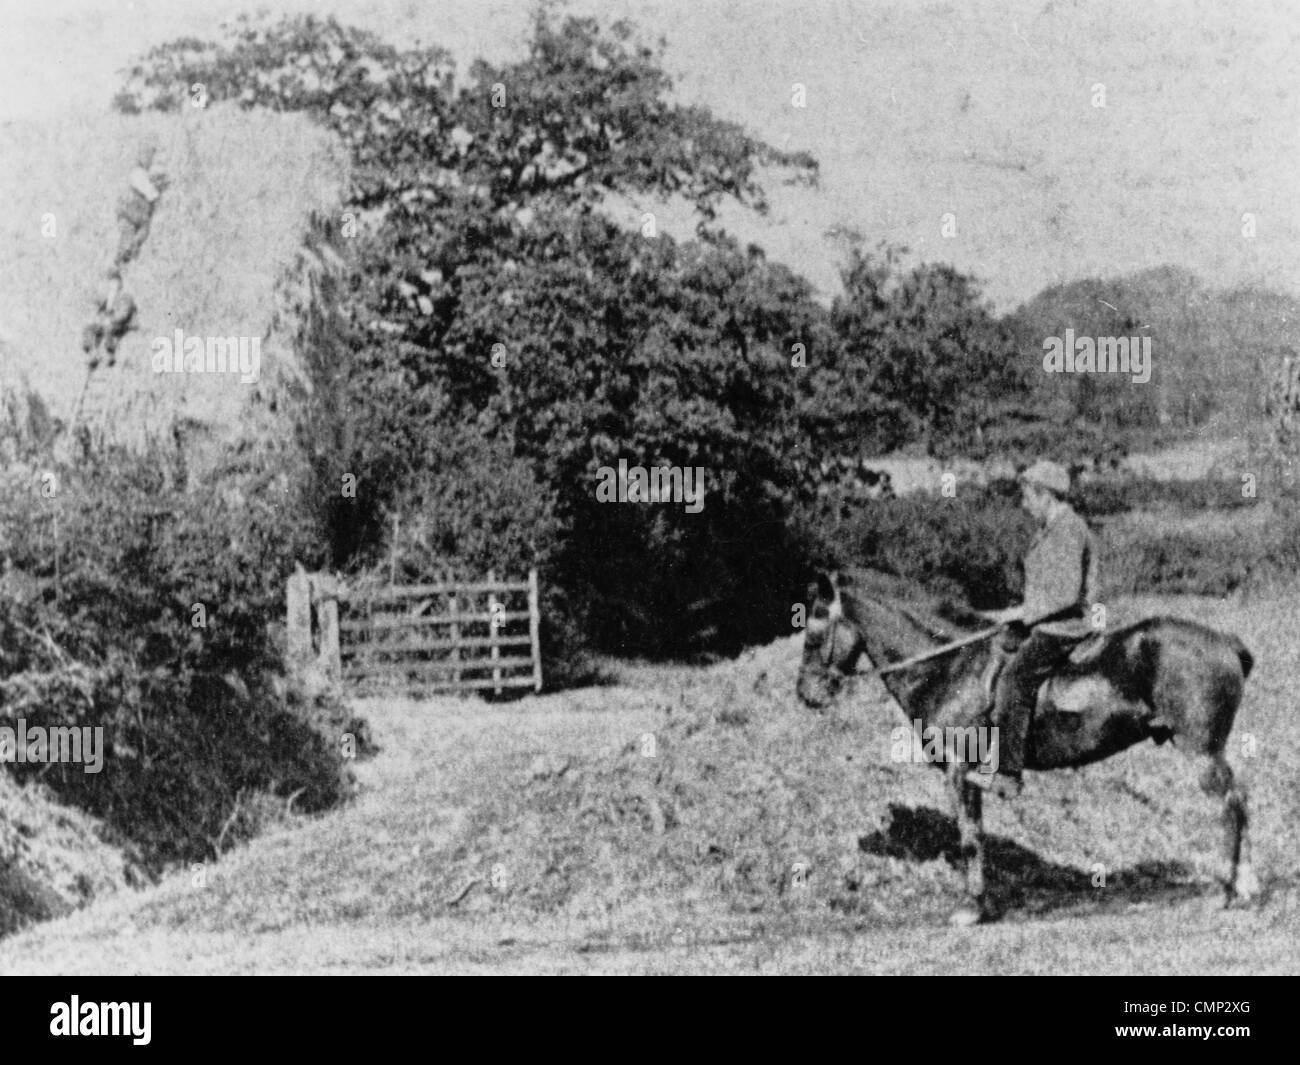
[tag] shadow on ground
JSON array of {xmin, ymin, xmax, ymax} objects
[{"xmin": 859, "ymin": 804, "xmax": 1213, "ymax": 919}]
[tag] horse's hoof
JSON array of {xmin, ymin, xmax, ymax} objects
[
  {"xmin": 1228, "ymin": 866, "xmax": 1261, "ymax": 906},
  {"xmin": 949, "ymin": 905, "xmax": 985, "ymax": 928}
]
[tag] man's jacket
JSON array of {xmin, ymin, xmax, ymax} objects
[{"xmin": 1021, "ymin": 503, "xmax": 1098, "ymax": 637}]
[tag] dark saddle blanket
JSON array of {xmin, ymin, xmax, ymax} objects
[{"xmin": 980, "ymin": 627, "xmax": 1111, "ymax": 709}]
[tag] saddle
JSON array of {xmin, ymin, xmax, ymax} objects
[
  {"xmin": 1062, "ymin": 631, "xmax": 1108, "ymax": 667},
  {"xmin": 980, "ymin": 628, "xmax": 1108, "ymax": 709}
]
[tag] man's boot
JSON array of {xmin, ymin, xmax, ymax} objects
[{"xmin": 966, "ymin": 636, "xmax": 1042, "ymax": 798}]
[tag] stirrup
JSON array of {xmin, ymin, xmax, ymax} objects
[{"xmin": 965, "ymin": 769, "xmax": 1022, "ymax": 798}]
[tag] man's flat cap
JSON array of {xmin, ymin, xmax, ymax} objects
[{"xmin": 1019, "ymin": 459, "xmax": 1070, "ymax": 497}]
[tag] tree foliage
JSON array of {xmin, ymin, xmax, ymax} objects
[
  {"xmin": 826, "ymin": 245, "xmax": 1023, "ymax": 456},
  {"xmin": 114, "ymin": 9, "xmax": 1027, "ymax": 654}
]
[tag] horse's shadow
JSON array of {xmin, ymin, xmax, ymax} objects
[{"xmin": 858, "ymin": 804, "xmax": 1214, "ymax": 919}]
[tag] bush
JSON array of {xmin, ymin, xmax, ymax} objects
[
  {"xmin": 0, "ymin": 442, "xmax": 353, "ymax": 869},
  {"xmin": 1100, "ymin": 529, "xmax": 1257, "ymax": 597},
  {"xmin": 795, "ymin": 477, "xmax": 1294, "ymax": 609},
  {"xmin": 381, "ymin": 415, "xmax": 560, "ymax": 584},
  {"xmin": 794, "ymin": 482, "xmax": 1034, "ymax": 608},
  {"xmin": 1073, "ymin": 475, "xmax": 1252, "ymax": 518},
  {"xmin": 1099, "ymin": 506, "xmax": 1300, "ymax": 599}
]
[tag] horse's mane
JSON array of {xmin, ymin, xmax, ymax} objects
[{"xmin": 836, "ymin": 567, "xmax": 987, "ymax": 641}]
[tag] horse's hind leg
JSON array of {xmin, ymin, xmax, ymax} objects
[
  {"xmin": 1199, "ymin": 754, "xmax": 1259, "ymax": 904},
  {"xmin": 947, "ymin": 763, "xmax": 990, "ymax": 925}
]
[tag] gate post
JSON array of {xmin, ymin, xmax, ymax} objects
[
  {"xmin": 309, "ymin": 574, "xmax": 342, "ymax": 682},
  {"xmin": 528, "ymin": 568, "xmax": 543, "ymax": 693},
  {"xmin": 286, "ymin": 570, "xmax": 312, "ymax": 670},
  {"xmin": 317, "ymin": 594, "xmax": 341, "ymax": 681}
]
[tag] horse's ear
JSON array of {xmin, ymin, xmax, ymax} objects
[{"xmin": 814, "ymin": 571, "xmax": 835, "ymax": 602}]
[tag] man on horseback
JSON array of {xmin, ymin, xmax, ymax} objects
[
  {"xmin": 972, "ymin": 460, "xmax": 1098, "ymax": 797},
  {"xmin": 796, "ymin": 470, "xmax": 1258, "ymax": 916}
]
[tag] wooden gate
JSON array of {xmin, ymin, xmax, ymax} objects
[{"xmin": 288, "ymin": 569, "xmax": 542, "ymax": 696}]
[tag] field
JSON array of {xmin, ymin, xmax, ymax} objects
[{"xmin": 1, "ymin": 587, "xmax": 1296, "ymax": 975}]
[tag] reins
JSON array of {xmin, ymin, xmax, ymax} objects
[
  {"xmin": 865, "ymin": 624, "xmax": 1002, "ymax": 677},
  {"xmin": 818, "ymin": 587, "xmax": 1002, "ymax": 678}
]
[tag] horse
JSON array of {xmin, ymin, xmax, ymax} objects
[{"xmin": 795, "ymin": 568, "xmax": 1259, "ymax": 925}]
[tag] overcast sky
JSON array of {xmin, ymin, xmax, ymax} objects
[{"xmin": 1, "ymin": 0, "xmax": 1296, "ymax": 309}]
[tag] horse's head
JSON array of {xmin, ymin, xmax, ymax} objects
[{"xmin": 796, "ymin": 571, "xmax": 865, "ymax": 709}]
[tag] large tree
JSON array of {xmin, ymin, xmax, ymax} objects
[
  {"xmin": 118, "ymin": 10, "xmax": 827, "ymax": 652},
  {"xmin": 828, "ymin": 244, "xmax": 1025, "ymax": 457}
]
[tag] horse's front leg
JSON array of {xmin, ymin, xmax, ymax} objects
[{"xmin": 947, "ymin": 762, "xmax": 990, "ymax": 925}]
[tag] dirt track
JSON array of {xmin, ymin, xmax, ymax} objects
[
  {"xmin": 1, "ymin": 899, "xmax": 1290, "ymax": 975},
  {"xmin": 2, "ymin": 590, "xmax": 1297, "ymax": 975}
]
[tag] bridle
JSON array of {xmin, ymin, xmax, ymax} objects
[
  {"xmin": 817, "ymin": 583, "xmax": 848, "ymax": 670},
  {"xmin": 819, "ymin": 611, "xmax": 840, "ymax": 669},
  {"xmin": 814, "ymin": 589, "xmax": 1000, "ymax": 679}
]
